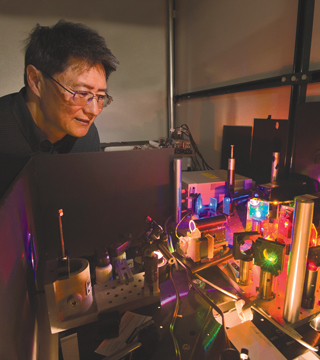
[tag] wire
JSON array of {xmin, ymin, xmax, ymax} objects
[
  {"xmin": 164, "ymin": 215, "xmax": 173, "ymax": 234},
  {"xmin": 169, "ymin": 266, "xmax": 181, "ymax": 360},
  {"xmin": 163, "ymin": 215, "xmax": 175, "ymax": 252},
  {"xmin": 194, "ymin": 273, "xmax": 239, "ymax": 301},
  {"xmin": 180, "ymin": 124, "xmax": 214, "ymax": 171},
  {"xmin": 188, "ymin": 307, "xmax": 213, "ymax": 360},
  {"xmin": 175, "ymin": 211, "xmax": 190, "ymax": 241},
  {"xmin": 172, "ymin": 124, "xmax": 214, "ymax": 171},
  {"xmin": 176, "ymin": 258, "xmax": 231, "ymax": 349},
  {"xmin": 167, "ymin": 235, "xmax": 174, "ymax": 253}
]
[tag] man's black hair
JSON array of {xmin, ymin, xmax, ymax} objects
[{"xmin": 24, "ymin": 19, "xmax": 119, "ymax": 85}]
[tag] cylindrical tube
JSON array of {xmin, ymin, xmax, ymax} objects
[
  {"xmin": 301, "ymin": 266, "xmax": 318, "ymax": 309},
  {"xmin": 283, "ymin": 196, "xmax": 314, "ymax": 323},
  {"xmin": 157, "ymin": 243, "xmax": 175, "ymax": 265},
  {"xmin": 189, "ymin": 214, "xmax": 227, "ymax": 233},
  {"xmin": 143, "ymin": 254, "xmax": 159, "ymax": 296},
  {"xmin": 174, "ymin": 158, "xmax": 182, "ymax": 223},
  {"xmin": 259, "ymin": 270, "xmax": 274, "ymax": 300},
  {"xmin": 271, "ymin": 152, "xmax": 280, "ymax": 182},
  {"xmin": 58, "ymin": 209, "xmax": 65, "ymax": 258},
  {"xmin": 167, "ymin": 0, "xmax": 175, "ymax": 133},
  {"xmin": 96, "ymin": 264, "xmax": 113, "ymax": 284},
  {"xmin": 239, "ymin": 260, "xmax": 250, "ymax": 286},
  {"xmin": 252, "ymin": 220, "xmax": 261, "ymax": 233},
  {"xmin": 54, "ymin": 258, "xmax": 93, "ymax": 322},
  {"xmin": 227, "ymin": 158, "xmax": 235, "ymax": 197}
]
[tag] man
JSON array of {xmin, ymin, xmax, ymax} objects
[{"xmin": 0, "ymin": 20, "xmax": 119, "ymax": 199}]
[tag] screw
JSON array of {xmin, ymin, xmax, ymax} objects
[{"xmin": 182, "ymin": 344, "xmax": 190, "ymax": 351}]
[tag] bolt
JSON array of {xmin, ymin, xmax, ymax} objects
[{"xmin": 182, "ymin": 344, "xmax": 190, "ymax": 351}]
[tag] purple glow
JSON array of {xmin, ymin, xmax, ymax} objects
[{"xmin": 161, "ymin": 291, "xmax": 189, "ymax": 306}]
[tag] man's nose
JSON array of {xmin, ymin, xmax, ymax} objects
[{"xmin": 84, "ymin": 98, "xmax": 102, "ymax": 116}]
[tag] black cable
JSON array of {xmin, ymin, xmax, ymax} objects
[{"xmin": 173, "ymin": 124, "xmax": 214, "ymax": 171}]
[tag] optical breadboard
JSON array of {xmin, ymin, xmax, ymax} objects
[{"xmin": 94, "ymin": 272, "xmax": 160, "ymax": 314}]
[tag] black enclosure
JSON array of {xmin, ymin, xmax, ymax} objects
[
  {"xmin": 294, "ymin": 102, "xmax": 320, "ymax": 183},
  {"xmin": 0, "ymin": 148, "xmax": 174, "ymax": 291}
]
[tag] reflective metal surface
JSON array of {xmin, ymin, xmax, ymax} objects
[
  {"xmin": 310, "ymin": 314, "xmax": 320, "ymax": 332},
  {"xmin": 283, "ymin": 196, "xmax": 314, "ymax": 323}
]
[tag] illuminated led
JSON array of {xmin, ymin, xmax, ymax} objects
[
  {"xmin": 308, "ymin": 262, "xmax": 318, "ymax": 271},
  {"xmin": 263, "ymin": 249, "xmax": 278, "ymax": 265},
  {"xmin": 256, "ymin": 211, "xmax": 261, "ymax": 218},
  {"xmin": 154, "ymin": 250, "xmax": 163, "ymax": 260},
  {"xmin": 265, "ymin": 235, "xmax": 274, "ymax": 241},
  {"xmin": 268, "ymin": 256, "xmax": 276, "ymax": 264},
  {"xmin": 250, "ymin": 199, "xmax": 260, "ymax": 206},
  {"xmin": 189, "ymin": 220, "xmax": 196, "ymax": 233}
]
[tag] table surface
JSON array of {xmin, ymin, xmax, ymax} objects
[{"xmin": 57, "ymin": 205, "xmax": 320, "ymax": 360}]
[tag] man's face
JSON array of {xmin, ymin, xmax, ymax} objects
[{"xmin": 38, "ymin": 58, "xmax": 107, "ymax": 143}]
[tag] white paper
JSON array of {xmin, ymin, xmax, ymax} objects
[{"xmin": 95, "ymin": 311, "xmax": 152, "ymax": 357}]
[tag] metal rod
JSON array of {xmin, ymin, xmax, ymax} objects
[
  {"xmin": 58, "ymin": 209, "xmax": 65, "ymax": 258},
  {"xmin": 302, "ymin": 267, "xmax": 318, "ymax": 309},
  {"xmin": 227, "ymin": 145, "xmax": 235, "ymax": 197},
  {"xmin": 174, "ymin": 74, "xmax": 288, "ymax": 102},
  {"xmin": 271, "ymin": 152, "xmax": 280, "ymax": 182},
  {"xmin": 283, "ymin": 196, "xmax": 314, "ymax": 323},
  {"xmin": 239, "ymin": 260, "xmax": 250, "ymax": 286},
  {"xmin": 284, "ymin": 0, "xmax": 315, "ymax": 177},
  {"xmin": 167, "ymin": 0, "xmax": 175, "ymax": 135},
  {"xmin": 195, "ymin": 273, "xmax": 239, "ymax": 301},
  {"xmin": 174, "ymin": 158, "xmax": 182, "ymax": 223},
  {"xmin": 259, "ymin": 271, "xmax": 274, "ymax": 300}
]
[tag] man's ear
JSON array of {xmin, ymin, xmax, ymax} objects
[{"xmin": 26, "ymin": 64, "xmax": 43, "ymax": 97}]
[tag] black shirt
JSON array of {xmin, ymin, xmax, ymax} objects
[{"xmin": 0, "ymin": 87, "xmax": 101, "ymax": 199}]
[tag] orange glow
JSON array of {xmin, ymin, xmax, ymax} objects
[
  {"xmin": 264, "ymin": 234, "xmax": 274, "ymax": 241},
  {"xmin": 308, "ymin": 262, "xmax": 318, "ymax": 271},
  {"xmin": 309, "ymin": 224, "xmax": 318, "ymax": 247}
]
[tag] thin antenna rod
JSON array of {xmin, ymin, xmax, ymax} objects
[{"xmin": 59, "ymin": 209, "xmax": 65, "ymax": 258}]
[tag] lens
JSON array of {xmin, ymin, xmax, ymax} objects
[
  {"xmin": 73, "ymin": 91, "xmax": 112, "ymax": 108},
  {"xmin": 73, "ymin": 91, "xmax": 90, "ymax": 106},
  {"xmin": 103, "ymin": 95, "xmax": 113, "ymax": 107}
]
